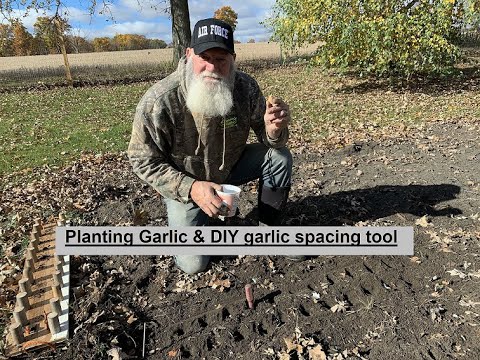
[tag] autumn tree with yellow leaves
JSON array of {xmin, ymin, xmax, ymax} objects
[
  {"xmin": 34, "ymin": 16, "xmax": 71, "ymax": 54},
  {"xmin": 112, "ymin": 34, "xmax": 149, "ymax": 51},
  {"xmin": 214, "ymin": 6, "xmax": 238, "ymax": 31},
  {"xmin": 93, "ymin": 37, "xmax": 112, "ymax": 52},
  {"xmin": 11, "ymin": 21, "xmax": 33, "ymax": 56},
  {"xmin": 268, "ymin": 0, "xmax": 480, "ymax": 76}
]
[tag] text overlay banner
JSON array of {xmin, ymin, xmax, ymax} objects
[{"xmin": 56, "ymin": 226, "xmax": 414, "ymax": 256}]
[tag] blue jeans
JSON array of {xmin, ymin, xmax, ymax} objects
[{"xmin": 166, "ymin": 143, "xmax": 292, "ymax": 274}]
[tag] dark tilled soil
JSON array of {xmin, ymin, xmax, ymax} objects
[{"xmin": 4, "ymin": 120, "xmax": 480, "ymax": 360}]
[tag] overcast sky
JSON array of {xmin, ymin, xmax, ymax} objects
[{"xmin": 5, "ymin": 0, "xmax": 277, "ymax": 43}]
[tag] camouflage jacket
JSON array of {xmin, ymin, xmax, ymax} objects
[{"xmin": 127, "ymin": 56, "xmax": 289, "ymax": 203}]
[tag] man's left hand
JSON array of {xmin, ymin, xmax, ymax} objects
[{"xmin": 264, "ymin": 96, "xmax": 290, "ymax": 139}]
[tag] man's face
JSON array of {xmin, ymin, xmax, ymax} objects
[
  {"xmin": 184, "ymin": 47, "xmax": 236, "ymax": 117},
  {"xmin": 186, "ymin": 47, "xmax": 236, "ymax": 82}
]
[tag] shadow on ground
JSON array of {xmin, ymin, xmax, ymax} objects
[{"xmin": 241, "ymin": 184, "xmax": 462, "ymax": 226}]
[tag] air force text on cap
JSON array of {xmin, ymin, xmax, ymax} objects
[{"xmin": 198, "ymin": 25, "xmax": 229, "ymax": 40}]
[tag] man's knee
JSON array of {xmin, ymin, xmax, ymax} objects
[
  {"xmin": 174, "ymin": 255, "xmax": 210, "ymax": 274},
  {"xmin": 271, "ymin": 147, "xmax": 293, "ymax": 171},
  {"xmin": 264, "ymin": 147, "xmax": 293, "ymax": 187},
  {"xmin": 165, "ymin": 199, "xmax": 209, "ymax": 226}
]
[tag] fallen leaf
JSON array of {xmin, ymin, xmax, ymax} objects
[
  {"xmin": 416, "ymin": 215, "xmax": 432, "ymax": 227},
  {"xmin": 284, "ymin": 336, "xmax": 303, "ymax": 353},
  {"xmin": 24, "ymin": 326, "xmax": 31, "ymax": 336},
  {"xmin": 309, "ymin": 344, "xmax": 327, "ymax": 360},
  {"xmin": 167, "ymin": 349, "xmax": 179, "ymax": 357},
  {"xmin": 447, "ymin": 269, "xmax": 467, "ymax": 279},
  {"xmin": 459, "ymin": 299, "xmax": 480, "ymax": 307},
  {"xmin": 267, "ymin": 257, "xmax": 277, "ymax": 272},
  {"xmin": 312, "ymin": 292, "xmax": 321, "ymax": 303},
  {"xmin": 127, "ymin": 314, "xmax": 137, "ymax": 324},
  {"xmin": 410, "ymin": 256, "xmax": 421, "ymax": 264},
  {"xmin": 208, "ymin": 277, "xmax": 231, "ymax": 292},
  {"xmin": 426, "ymin": 230, "xmax": 452, "ymax": 249},
  {"xmin": 468, "ymin": 270, "xmax": 480, "ymax": 278},
  {"xmin": 113, "ymin": 305, "xmax": 129, "ymax": 314},
  {"xmin": 107, "ymin": 348, "xmax": 121, "ymax": 360},
  {"xmin": 107, "ymin": 347, "xmax": 132, "ymax": 360},
  {"xmin": 85, "ymin": 310, "xmax": 105, "ymax": 324},
  {"xmin": 172, "ymin": 279, "xmax": 201, "ymax": 293},
  {"xmin": 301, "ymin": 338, "xmax": 315, "ymax": 347},
  {"xmin": 263, "ymin": 348, "xmax": 276, "ymax": 356},
  {"xmin": 331, "ymin": 300, "xmax": 349, "ymax": 313}
]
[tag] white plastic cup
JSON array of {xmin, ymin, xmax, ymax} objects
[{"xmin": 216, "ymin": 184, "xmax": 241, "ymax": 217}]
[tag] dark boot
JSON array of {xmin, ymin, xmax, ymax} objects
[
  {"xmin": 258, "ymin": 185, "xmax": 305, "ymax": 261},
  {"xmin": 258, "ymin": 185, "xmax": 290, "ymax": 226}
]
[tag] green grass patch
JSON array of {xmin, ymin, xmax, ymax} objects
[
  {"xmin": 0, "ymin": 83, "xmax": 150, "ymax": 174},
  {"xmin": 255, "ymin": 63, "xmax": 480, "ymax": 142}
]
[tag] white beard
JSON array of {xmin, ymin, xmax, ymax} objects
[{"xmin": 185, "ymin": 57, "xmax": 235, "ymax": 117}]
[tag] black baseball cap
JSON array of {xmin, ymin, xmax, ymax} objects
[{"xmin": 191, "ymin": 18, "xmax": 235, "ymax": 55}]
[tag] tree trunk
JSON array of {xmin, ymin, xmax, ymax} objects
[
  {"xmin": 54, "ymin": 18, "xmax": 73, "ymax": 87},
  {"xmin": 170, "ymin": 0, "xmax": 191, "ymax": 65},
  {"xmin": 59, "ymin": 37, "xmax": 73, "ymax": 87}
]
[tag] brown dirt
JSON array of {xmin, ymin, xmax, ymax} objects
[{"xmin": 1, "ymin": 119, "xmax": 479, "ymax": 360}]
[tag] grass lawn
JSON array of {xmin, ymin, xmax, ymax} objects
[
  {"xmin": 0, "ymin": 84, "xmax": 149, "ymax": 174},
  {"xmin": 1, "ymin": 63, "xmax": 479, "ymax": 176}
]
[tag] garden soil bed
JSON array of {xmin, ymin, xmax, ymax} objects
[{"xmin": 1, "ymin": 119, "xmax": 479, "ymax": 359}]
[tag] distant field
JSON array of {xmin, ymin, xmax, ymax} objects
[{"xmin": 0, "ymin": 42, "xmax": 319, "ymax": 72}]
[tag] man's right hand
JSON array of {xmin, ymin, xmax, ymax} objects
[{"xmin": 190, "ymin": 181, "xmax": 223, "ymax": 217}]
